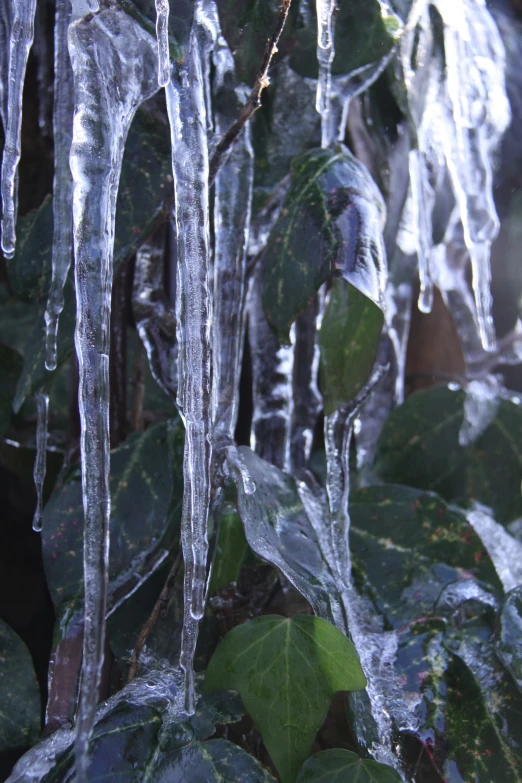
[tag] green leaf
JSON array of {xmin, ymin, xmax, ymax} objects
[
  {"xmin": 496, "ymin": 587, "xmax": 522, "ymax": 694},
  {"xmin": 319, "ymin": 280, "xmax": 383, "ymax": 415},
  {"xmin": 42, "ymin": 420, "xmax": 183, "ymax": 623},
  {"xmin": 296, "ymin": 749, "xmax": 402, "ymax": 782},
  {"xmin": 0, "ymin": 342, "xmax": 23, "ymax": 435},
  {"xmin": 205, "ymin": 614, "xmax": 367, "ymax": 783},
  {"xmin": 261, "ymin": 147, "xmax": 386, "ymax": 344},
  {"xmin": 349, "ymin": 484, "xmax": 502, "ymax": 628},
  {"xmin": 0, "ymin": 619, "xmax": 41, "ymax": 752},
  {"xmin": 373, "ymin": 385, "xmax": 522, "ymax": 524},
  {"xmin": 209, "ymin": 503, "xmax": 248, "ymax": 595},
  {"xmin": 233, "ymin": 446, "xmax": 344, "ymax": 627},
  {"xmin": 291, "ymin": 0, "xmax": 402, "ymax": 81},
  {"xmin": 7, "ymin": 195, "xmax": 53, "ymax": 302}
]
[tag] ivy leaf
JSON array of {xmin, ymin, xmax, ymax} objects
[
  {"xmin": 0, "ymin": 343, "xmax": 23, "ymax": 435},
  {"xmin": 42, "ymin": 420, "xmax": 184, "ymax": 629},
  {"xmin": 232, "ymin": 446, "xmax": 344, "ymax": 627},
  {"xmin": 296, "ymin": 749, "xmax": 402, "ymax": 782},
  {"xmin": 373, "ymin": 385, "xmax": 522, "ymax": 524},
  {"xmin": 205, "ymin": 614, "xmax": 366, "ymax": 783},
  {"xmin": 319, "ymin": 280, "xmax": 384, "ymax": 415},
  {"xmin": 209, "ymin": 503, "xmax": 248, "ymax": 595},
  {"xmin": 261, "ymin": 148, "xmax": 386, "ymax": 344},
  {"xmin": 349, "ymin": 484, "xmax": 502, "ymax": 628},
  {"xmin": 0, "ymin": 619, "xmax": 41, "ymax": 752},
  {"xmin": 496, "ymin": 587, "xmax": 522, "ymax": 695}
]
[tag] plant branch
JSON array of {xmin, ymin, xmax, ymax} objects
[{"xmin": 208, "ymin": 0, "xmax": 292, "ymax": 186}]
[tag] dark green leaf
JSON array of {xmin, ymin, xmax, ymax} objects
[
  {"xmin": 261, "ymin": 148, "xmax": 386, "ymax": 344},
  {"xmin": 373, "ymin": 385, "xmax": 522, "ymax": 524},
  {"xmin": 209, "ymin": 503, "xmax": 248, "ymax": 595},
  {"xmin": 291, "ymin": 0, "xmax": 402, "ymax": 80},
  {"xmin": 349, "ymin": 484, "xmax": 502, "ymax": 628},
  {"xmin": 296, "ymin": 749, "xmax": 402, "ymax": 782},
  {"xmin": 0, "ymin": 619, "xmax": 41, "ymax": 752},
  {"xmin": 42, "ymin": 420, "xmax": 183, "ymax": 624},
  {"xmin": 496, "ymin": 587, "xmax": 522, "ymax": 694},
  {"xmin": 146, "ymin": 738, "xmax": 276, "ymax": 782},
  {"xmin": 205, "ymin": 614, "xmax": 366, "ymax": 783},
  {"xmin": 319, "ymin": 279, "xmax": 383, "ymax": 414},
  {"xmin": 233, "ymin": 446, "xmax": 344, "ymax": 627},
  {"xmin": 117, "ymin": 0, "xmax": 194, "ymax": 61},
  {"xmin": 7, "ymin": 195, "xmax": 53, "ymax": 302},
  {"xmin": 0, "ymin": 343, "xmax": 23, "ymax": 435}
]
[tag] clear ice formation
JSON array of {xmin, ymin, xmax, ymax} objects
[
  {"xmin": 315, "ymin": 0, "xmax": 336, "ymax": 148},
  {"xmin": 67, "ymin": 8, "xmax": 158, "ymax": 779},
  {"xmin": 165, "ymin": 11, "xmax": 212, "ymax": 711},
  {"xmin": 459, "ymin": 375, "xmax": 501, "ymax": 446},
  {"xmin": 467, "ymin": 503, "xmax": 522, "ymax": 593},
  {"xmin": 0, "ymin": 0, "xmax": 37, "ymax": 258},
  {"xmin": 32, "ymin": 391, "xmax": 49, "ymax": 533},
  {"xmin": 44, "ymin": 0, "xmax": 74, "ymax": 372}
]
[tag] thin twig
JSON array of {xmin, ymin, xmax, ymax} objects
[
  {"xmin": 127, "ymin": 549, "xmax": 183, "ymax": 682},
  {"xmin": 208, "ymin": 0, "xmax": 292, "ymax": 186}
]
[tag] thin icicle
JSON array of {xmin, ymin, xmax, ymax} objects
[
  {"xmin": 155, "ymin": 0, "xmax": 170, "ymax": 87},
  {"xmin": 68, "ymin": 9, "xmax": 158, "ymax": 779},
  {"xmin": 44, "ymin": 0, "xmax": 74, "ymax": 372},
  {"xmin": 315, "ymin": 0, "xmax": 336, "ymax": 148},
  {"xmin": 0, "ymin": 0, "xmax": 11, "ymax": 132},
  {"xmin": 32, "ymin": 391, "xmax": 49, "ymax": 533},
  {"xmin": 0, "ymin": 0, "xmax": 37, "ymax": 258},
  {"xmin": 409, "ymin": 149, "xmax": 434, "ymax": 313},
  {"xmin": 165, "ymin": 12, "xmax": 212, "ymax": 712},
  {"xmin": 212, "ymin": 37, "xmax": 253, "ymax": 447}
]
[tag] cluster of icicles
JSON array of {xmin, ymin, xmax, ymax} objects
[{"xmin": 0, "ymin": 0, "xmax": 513, "ymax": 779}]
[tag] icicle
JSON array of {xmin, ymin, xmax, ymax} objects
[
  {"xmin": 409, "ymin": 149, "xmax": 434, "ymax": 313},
  {"xmin": 212, "ymin": 37, "xmax": 253, "ymax": 447},
  {"xmin": 467, "ymin": 503, "xmax": 522, "ymax": 593},
  {"xmin": 67, "ymin": 10, "xmax": 158, "ymax": 779},
  {"xmin": 315, "ymin": 0, "xmax": 336, "ymax": 148},
  {"xmin": 44, "ymin": 0, "xmax": 74, "ymax": 372},
  {"xmin": 32, "ymin": 391, "xmax": 49, "ymax": 533},
  {"xmin": 0, "ymin": 0, "xmax": 11, "ymax": 132},
  {"xmin": 165, "ymin": 11, "xmax": 212, "ymax": 712},
  {"xmin": 0, "ymin": 0, "xmax": 37, "ymax": 258},
  {"xmin": 34, "ymin": 3, "xmax": 52, "ymax": 137},
  {"xmin": 155, "ymin": 0, "xmax": 170, "ymax": 87},
  {"xmin": 132, "ymin": 232, "xmax": 178, "ymax": 402}
]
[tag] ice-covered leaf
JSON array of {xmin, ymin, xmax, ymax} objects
[
  {"xmin": 496, "ymin": 587, "xmax": 522, "ymax": 694},
  {"xmin": 262, "ymin": 147, "xmax": 386, "ymax": 344},
  {"xmin": 205, "ymin": 614, "xmax": 366, "ymax": 783},
  {"xmin": 319, "ymin": 280, "xmax": 383, "ymax": 415},
  {"xmin": 349, "ymin": 484, "xmax": 502, "ymax": 628},
  {"xmin": 373, "ymin": 385, "xmax": 522, "ymax": 524},
  {"xmin": 209, "ymin": 503, "xmax": 248, "ymax": 595},
  {"xmin": 7, "ymin": 195, "xmax": 53, "ymax": 302},
  {"xmin": 296, "ymin": 749, "xmax": 402, "ymax": 782},
  {"xmin": 42, "ymin": 420, "xmax": 183, "ymax": 623},
  {"xmin": 232, "ymin": 446, "xmax": 344, "ymax": 626},
  {"xmin": 0, "ymin": 619, "xmax": 41, "ymax": 752},
  {"xmin": 291, "ymin": 0, "xmax": 401, "ymax": 81},
  {"xmin": 0, "ymin": 342, "xmax": 23, "ymax": 435}
]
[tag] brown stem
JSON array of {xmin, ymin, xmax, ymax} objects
[
  {"xmin": 127, "ymin": 549, "xmax": 183, "ymax": 682},
  {"xmin": 208, "ymin": 0, "xmax": 292, "ymax": 186}
]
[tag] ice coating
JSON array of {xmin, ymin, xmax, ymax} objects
[
  {"xmin": 32, "ymin": 391, "xmax": 49, "ymax": 533},
  {"xmin": 67, "ymin": 9, "xmax": 159, "ymax": 779},
  {"xmin": 315, "ymin": 0, "xmax": 336, "ymax": 148},
  {"xmin": 0, "ymin": 0, "xmax": 37, "ymax": 258},
  {"xmin": 0, "ymin": 0, "xmax": 11, "ymax": 131},
  {"xmin": 467, "ymin": 503, "xmax": 522, "ymax": 593},
  {"xmin": 155, "ymin": 0, "xmax": 170, "ymax": 86},
  {"xmin": 165, "ymin": 9, "xmax": 212, "ymax": 710},
  {"xmin": 44, "ymin": 0, "xmax": 74, "ymax": 372},
  {"xmin": 459, "ymin": 376, "xmax": 501, "ymax": 446},
  {"xmin": 212, "ymin": 36, "xmax": 253, "ymax": 447}
]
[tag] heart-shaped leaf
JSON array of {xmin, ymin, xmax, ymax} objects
[
  {"xmin": 373, "ymin": 385, "xmax": 522, "ymax": 524},
  {"xmin": 261, "ymin": 147, "xmax": 386, "ymax": 344},
  {"xmin": 296, "ymin": 749, "xmax": 402, "ymax": 782},
  {"xmin": 319, "ymin": 279, "xmax": 384, "ymax": 414},
  {"xmin": 496, "ymin": 587, "xmax": 522, "ymax": 694},
  {"xmin": 0, "ymin": 619, "xmax": 41, "ymax": 752},
  {"xmin": 205, "ymin": 614, "xmax": 367, "ymax": 783}
]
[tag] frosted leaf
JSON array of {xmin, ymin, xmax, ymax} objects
[
  {"xmin": 435, "ymin": 579, "xmax": 499, "ymax": 615},
  {"xmin": 459, "ymin": 376, "xmax": 501, "ymax": 447},
  {"xmin": 467, "ymin": 503, "xmax": 522, "ymax": 593}
]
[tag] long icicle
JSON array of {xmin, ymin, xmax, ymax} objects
[
  {"xmin": 68, "ymin": 10, "xmax": 158, "ymax": 779},
  {"xmin": 0, "ymin": 0, "xmax": 37, "ymax": 258},
  {"xmin": 315, "ymin": 0, "xmax": 336, "ymax": 149},
  {"xmin": 165, "ymin": 10, "xmax": 212, "ymax": 713},
  {"xmin": 44, "ymin": 0, "xmax": 74, "ymax": 372},
  {"xmin": 32, "ymin": 390, "xmax": 49, "ymax": 532}
]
